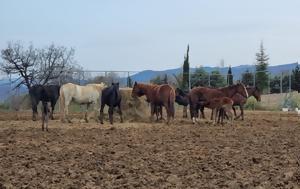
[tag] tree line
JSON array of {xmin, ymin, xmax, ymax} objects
[
  {"xmin": 151, "ymin": 42, "xmax": 300, "ymax": 94},
  {"xmin": 1, "ymin": 41, "xmax": 300, "ymax": 94}
]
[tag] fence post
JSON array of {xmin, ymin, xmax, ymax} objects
[
  {"xmin": 188, "ymin": 70, "xmax": 191, "ymax": 90},
  {"xmin": 289, "ymin": 70, "xmax": 291, "ymax": 93},
  {"xmin": 253, "ymin": 72, "xmax": 255, "ymax": 87},
  {"xmin": 268, "ymin": 73, "xmax": 270, "ymax": 94},
  {"xmin": 280, "ymin": 72, "xmax": 283, "ymax": 93},
  {"xmin": 208, "ymin": 73, "xmax": 211, "ymax": 87}
]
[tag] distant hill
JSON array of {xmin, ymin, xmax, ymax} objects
[
  {"xmin": 0, "ymin": 80, "xmax": 27, "ymax": 102},
  {"xmin": 131, "ymin": 62, "xmax": 298, "ymax": 82},
  {"xmin": 0, "ymin": 62, "xmax": 298, "ymax": 102}
]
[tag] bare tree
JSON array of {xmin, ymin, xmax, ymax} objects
[{"xmin": 0, "ymin": 41, "xmax": 75, "ymax": 90}]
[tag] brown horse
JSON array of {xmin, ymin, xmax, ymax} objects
[
  {"xmin": 232, "ymin": 86, "xmax": 261, "ymax": 120},
  {"xmin": 131, "ymin": 82, "xmax": 175, "ymax": 124},
  {"xmin": 189, "ymin": 83, "xmax": 248, "ymax": 124},
  {"xmin": 200, "ymin": 97, "xmax": 234, "ymax": 125}
]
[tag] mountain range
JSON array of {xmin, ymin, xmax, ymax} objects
[
  {"xmin": 130, "ymin": 62, "xmax": 299, "ymax": 82},
  {"xmin": 0, "ymin": 62, "xmax": 298, "ymax": 102}
]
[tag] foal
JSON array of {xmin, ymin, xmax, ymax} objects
[{"xmin": 199, "ymin": 97, "xmax": 234, "ymax": 125}]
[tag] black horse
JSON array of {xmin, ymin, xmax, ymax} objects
[
  {"xmin": 29, "ymin": 85, "xmax": 60, "ymax": 121},
  {"xmin": 99, "ymin": 83, "xmax": 123, "ymax": 124},
  {"xmin": 175, "ymin": 88, "xmax": 190, "ymax": 118}
]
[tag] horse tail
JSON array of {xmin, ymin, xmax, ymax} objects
[{"xmin": 168, "ymin": 88, "xmax": 175, "ymax": 118}]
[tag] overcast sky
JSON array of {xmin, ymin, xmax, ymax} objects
[{"xmin": 1, "ymin": 0, "xmax": 300, "ymax": 71}]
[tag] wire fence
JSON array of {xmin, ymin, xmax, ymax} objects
[{"xmin": 0, "ymin": 70, "xmax": 298, "ymax": 111}]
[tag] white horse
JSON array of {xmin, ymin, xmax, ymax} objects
[{"xmin": 60, "ymin": 83, "xmax": 106, "ymax": 123}]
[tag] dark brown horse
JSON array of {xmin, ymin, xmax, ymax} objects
[
  {"xmin": 189, "ymin": 83, "xmax": 248, "ymax": 124},
  {"xmin": 175, "ymin": 88, "xmax": 189, "ymax": 118},
  {"xmin": 232, "ymin": 86, "xmax": 261, "ymax": 120},
  {"xmin": 131, "ymin": 82, "xmax": 175, "ymax": 124},
  {"xmin": 199, "ymin": 97, "xmax": 234, "ymax": 125}
]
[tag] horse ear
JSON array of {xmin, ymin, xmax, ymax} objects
[{"xmin": 134, "ymin": 81, "xmax": 137, "ymax": 86}]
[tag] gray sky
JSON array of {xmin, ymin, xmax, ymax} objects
[{"xmin": 1, "ymin": 0, "xmax": 300, "ymax": 71}]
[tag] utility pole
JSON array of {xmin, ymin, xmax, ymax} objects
[{"xmin": 280, "ymin": 72, "xmax": 283, "ymax": 93}]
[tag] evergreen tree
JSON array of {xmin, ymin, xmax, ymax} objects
[
  {"xmin": 163, "ymin": 74, "xmax": 168, "ymax": 84},
  {"xmin": 182, "ymin": 45, "xmax": 190, "ymax": 91},
  {"xmin": 150, "ymin": 75, "xmax": 162, "ymax": 85},
  {"xmin": 270, "ymin": 76, "xmax": 280, "ymax": 93},
  {"xmin": 292, "ymin": 64, "xmax": 300, "ymax": 92},
  {"xmin": 241, "ymin": 69, "xmax": 254, "ymax": 86},
  {"xmin": 227, "ymin": 66, "xmax": 233, "ymax": 85},
  {"xmin": 190, "ymin": 67, "xmax": 209, "ymax": 87},
  {"xmin": 127, "ymin": 76, "xmax": 133, "ymax": 87},
  {"xmin": 255, "ymin": 41, "xmax": 269, "ymax": 93},
  {"xmin": 210, "ymin": 70, "xmax": 226, "ymax": 88},
  {"xmin": 150, "ymin": 74, "xmax": 168, "ymax": 85}
]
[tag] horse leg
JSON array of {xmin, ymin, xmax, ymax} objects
[
  {"xmin": 201, "ymin": 106, "xmax": 205, "ymax": 119},
  {"xmin": 50, "ymin": 100, "xmax": 56, "ymax": 120},
  {"xmin": 65, "ymin": 101, "xmax": 72, "ymax": 123},
  {"xmin": 232, "ymin": 106, "xmax": 236, "ymax": 116},
  {"xmin": 45, "ymin": 105, "xmax": 49, "ymax": 132},
  {"xmin": 117, "ymin": 104, "xmax": 123, "ymax": 123},
  {"xmin": 154, "ymin": 105, "xmax": 159, "ymax": 121},
  {"xmin": 225, "ymin": 107, "xmax": 234, "ymax": 126},
  {"xmin": 32, "ymin": 99, "xmax": 38, "ymax": 121},
  {"xmin": 108, "ymin": 105, "xmax": 114, "ymax": 124},
  {"xmin": 183, "ymin": 106, "xmax": 188, "ymax": 118},
  {"xmin": 210, "ymin": 109, "xmax": 214, "ymax": 121},
  {"xmin": 213, "ymin": 108, "xmax": 218, "ymax": 124},
  {"xmin": 240, "ymin": 105, "xmax": 244, "ymax": 121},
  {"xmin": 85, "ymin": 104, "xmax": 90, "ymax": 123},
  {"xmin": 190, "ymin": 103, "xmax": 198, "ymax": 124},
  {"xmin": 150, "ymin": 103, "xmax": 155, "ymax": 122},
  {"xmin": 41, "ymin": 107, "xmax": 45, "ymax": 131},
  {"xmin": 160, "ymin": 106, "xmax": 163, "ymax": 120},
  {"xmin": 99, "ymin": 104, "xmax": 105, "ymax": 124}
]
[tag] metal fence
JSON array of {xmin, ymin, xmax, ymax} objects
[{"xmin": 0, "ymin": 70, "xmax": 297, "ymax": 110}]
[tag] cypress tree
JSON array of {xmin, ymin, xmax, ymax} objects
[
  {"xmin": 182, "ymin": 45, "xmax": 190, "ymax": 91},
  {"xmin": 227, "ymin": 65, "xmax": 233, "ymax": 85},
  {"xmin": 255, "ymin": 41, "xmax": 269, "ymax": 92},
  {"xmin": 292, "ymin": 64, "xmax": 300, "ymax": 92},
  {"xmin": 241, "ymin": 69, "xmax": 254, "ymax": 86}
]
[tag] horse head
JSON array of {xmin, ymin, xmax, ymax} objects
[
  {"xmin": 236, "ymin": 83, "xmax": 248, "ymax": 98},
  {"xmin": 112, "ymin": 82, "xmax": 120, "ymax": 90},
  {"xmin": 253, "ymin": 86, "xmax": 261, "ymax": 102},
  {"xmin": 175, "ymin": 88, "xmax": 189, "ymax": 106},
  {"xmin": 175, "ymin": 88, "xmax": 187, "ymax": 97},
  {"xmin": 131, "ymin": 82, "xmax": 144, "ymax": 98}
]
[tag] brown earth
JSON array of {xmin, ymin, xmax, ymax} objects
[{"xmin": 0, "ymin": 110, "xmax": 300, "ymax": 188}]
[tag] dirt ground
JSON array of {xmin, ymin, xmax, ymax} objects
[{"xmin": 0, "ymin": 110, "xmax": 300, "ymax": 188}]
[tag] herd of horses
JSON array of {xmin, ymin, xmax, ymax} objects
[{"xmin": 28, "ymin": 81, "xmax": 261, "ymax": 131}]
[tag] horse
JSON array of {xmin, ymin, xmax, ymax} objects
[
  {"xmin": 99, "ymin": 82, "xmax": 123, "ymax": 124},
  {"xmin": 232, "ymin": 86, "xmax": 261, "ymax": 120},
  {"xmin": 189, "ymin": 83, "xmax": 248, "ymax": 124},
  {"xmin": 29, "ymin": 85, "xmax": 60, "ymax": 121},
  {"xmin": 175, "ymin": 88, "xmax": 189, "ymax": 118},
  {"xmin": 131, "ymin": 82, "xmax": 175, "ymax": 124},
  {"xmin": 199, "ymin": 97, "xmax": 234, "ymax": 125},
  {"xmin": 59, "ymin": 82, "xmax": 106, "ymax": 123}
]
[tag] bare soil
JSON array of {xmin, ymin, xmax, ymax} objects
[{"xmin": 0, "ymin": 110, "xmax": 300, "ymax": 188}]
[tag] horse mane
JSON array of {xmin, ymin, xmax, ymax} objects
[{"xmin": 86, "ymin": 83, "xmax": 107, "ymax": 91}]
